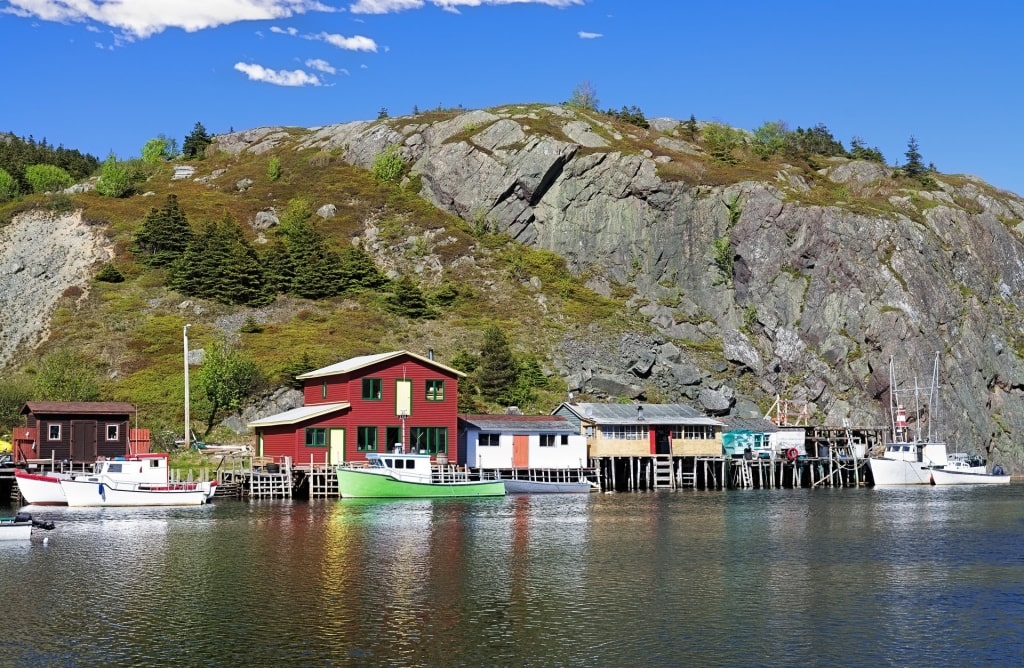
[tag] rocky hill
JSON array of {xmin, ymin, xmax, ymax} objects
[{"xmin": 5, "ymin": 103, "xmax": 1024, "ymax": 469}]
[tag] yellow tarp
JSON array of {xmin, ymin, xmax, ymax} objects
[{"xmin": 0, "ymin": 439, "xmax": 11, "ymax": 453}]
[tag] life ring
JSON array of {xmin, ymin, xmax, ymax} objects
[{"xmin": 785, "ymin": 448, "xmax": 799, "ymax": 461}]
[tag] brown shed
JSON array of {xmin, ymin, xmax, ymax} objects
[{"xmin": 17, "ymin": 401, "xmax": 135, "ymax": 464}]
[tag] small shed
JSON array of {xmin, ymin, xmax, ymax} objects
[
  {"xmin": 553, "ymin": 402, "xmax": 725, "ymax": 457},
  {"xmin": 459, "ymin": 414, "xmax": 588, "ymax": 470},
  {"xmin": 16, "ymin": 401, "xmax": 135, "ymax": 464}
]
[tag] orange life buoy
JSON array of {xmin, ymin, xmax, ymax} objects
[{"xmin": 785, "ymin": 448, "xmax": 799, "ymax": 461}]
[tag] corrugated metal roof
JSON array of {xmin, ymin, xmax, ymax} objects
[
  {"xmin": 460, "ymin": 414, "xmax": 577, "ymax": 433},
  {"xmin": 22, "ymin": 401, "xmax": 135, "ymax": 415},
  {"xmin": 296, "ymin": 350, "xmax": 465, "ymax": 380},
  {"xmin": 719, "ymin": 417, "xmax": 779, "ymax": 433},
  {"xmin": 554, "ymin": 402, "xmax": 724, "ymax": 426},
  {"xmin": 247, "ymin": 402, "xmax": 350, "ymax": 427}
]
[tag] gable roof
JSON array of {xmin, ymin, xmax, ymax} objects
[
  {"xmin": 554, "ymin": 402, "xmax": 724, "ymax": 426},
  {"xmin": 247, "ymin": 402, "xmax": 350, "ymax": 428},
  {"xmin": 460, "ymin": 414, "xmax": 577, "ymax": 433},
  {"xmin": 719, "ymin": 416, "xmax": 779, "ymax": 433},
  {"xmin": 296, "ymin": 350, "xmax": 465, "ymax": 380},
  {"xmin": 22, "ymin": 401, "xmax": 135, "ymax": 416}
]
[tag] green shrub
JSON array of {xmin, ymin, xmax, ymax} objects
[
  {"xmin": 0, "ymin": 167, "xmax": 18, "ymax": 202},
  {"xmin": 95, "ymin": 154, "xmax": 134, "ymax": 198},
  {"xmin": 372, "ymin": 146, "xmax": 404, "ymax": 183},
  {"xmin": 267, "ymin": 156, "xmax": 282, "ymax": 181},
  {"xmin": 94, "ymin": 264, "xmax": 125, "ymax": 283},
  {"xmin": 24, "ymin": 163, "xmax": 73, "ymax": 193}
]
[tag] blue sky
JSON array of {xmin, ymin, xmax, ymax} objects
[{"xmin": 3, "ymin": 0, "xmax": 1023, "ymax": 196}]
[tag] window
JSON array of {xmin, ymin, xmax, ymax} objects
[
  {"xmin": 479, "ymin": 433, "xmax": 500, "ymax": 447},
  {"xmin": 357, "ymin": 426, "xmax": 378, "ymax": 452},
  {"xmin": 425, "ymin": 379, "xmax": 445, "ymax": 401},
  {"xmin": 321, "ymin": 381, "xmax": 328, "ymax": 399},
  {"xmin": 106, "ymin": 424, "xmax": 119, "ymax": 441},
  {"xmin": 540, "ymin": 434, "xmax": 556, "ymax": 447},
  {"xmin": 683, "ymin": 425, "xmax": 713, "ymax": 440},
  {"xmin": 305, "ymin": 428, "xmax": 327, "ymax": 447},
  {"xmin": 410, "ymin": 427, "xmax": 447, "ymax": 454},
  {"xmin": 48, "ymin": 424, "xmax": 60, "ymax": 440},
  {"xmin": 362, "ymin": 378, "xmax": 382, "ymax": 400},
  {"xmin": 561, "ymin": 434, "xmax": 569, "ymax": 446},
  {"xmin": 601, "ymin": 425, "xmax": 647, "ymax": 440}
]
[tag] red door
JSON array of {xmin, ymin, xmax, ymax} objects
[{"xmin": 513, "ymin": 434, "xmax": 529, "ymax": 468}]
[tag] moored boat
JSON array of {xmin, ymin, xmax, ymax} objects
[
  {"xmin": 0, "ymin": 512, "xmax": 55, "ymax": 540},
  {"xmin": 336, "ymin": 453, "xmax": 505, "ymax": 498},
  {"xmin": 929, "ymin": 456, "xmax": 1010, "ymax": 485},
  {"xmin": 501, "ymin": 478, "xmax": 595, "ymax": 494},
  {"xmin": 16, "ymin": 453, "xmax": 215, "ymax": 506},
  {"xmin": 868, "ymin": 352, "xmax": 950, "ymax": 486}
]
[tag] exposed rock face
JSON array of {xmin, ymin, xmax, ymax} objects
[
  {"xmin": 212, "ymin": 107, "xmax": 1024, "ymax": 467},
  {"xmin": 0, "ymin": 210, "xmax": 112, "ymax": 367}
]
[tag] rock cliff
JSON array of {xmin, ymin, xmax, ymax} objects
[{"xmin": 217, "ymin": 105, "xmax": 1024, "ymax": 466}]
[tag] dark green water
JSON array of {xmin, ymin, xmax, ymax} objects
[{"xmin": 2, "ymin": 485, "xmax": 1023, "ymax": 667}]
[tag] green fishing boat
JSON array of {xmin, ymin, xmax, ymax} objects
[{"xmin": 336, "ymin": 452, "xmax": 506, "ymax": 498}]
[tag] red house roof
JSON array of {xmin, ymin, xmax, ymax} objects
[{"xmin": 296, "ymin": 350, "xmax": 465, "ymax": 380}]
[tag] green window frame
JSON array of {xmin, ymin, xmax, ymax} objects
[
  {"xmin": 357, "ymin": 426, "xmax": 378, "ymax": 452},
  {"xmin": 425, "ymin": 379, "xmax": 445, "ymax": 401},
  {"xmin": 305, "ymin": 427, "xmax": 327, "ymax": 448},
  {"xmin": 362, "ymin": 378, "xmax": 382, "ymax": 400},
  {"xmin": 410, "ymin": 426, "xmax": 448, "ymax": 455}
]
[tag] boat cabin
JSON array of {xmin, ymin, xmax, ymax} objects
[{"xmin": 363, "ymin": 452, "xmax": 436, "ymax": 484}]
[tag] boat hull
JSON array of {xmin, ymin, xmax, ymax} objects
[
  {"xmin": 336, "ymin": 468, "xmax": 505, "ymax": 498},
  {"xmin": 929, "ymin": 469, "xmax": 1011, "ymax": 485},
  {"xmin": 14, "ymin": 471, "xmax": 67, "ymax": 505},
  {"xmin": 0, "ymin": 521, "xmax": 33, "ymax": 540},
  {"xmin": 60, "ymin": 479, "xmax": 215, "ymax": 507},
  {"xmin": 502, "ymin": 479, "xmax": 594, "ymax": 494},
  {"xmin": 868, "ymin": 458, "xmax": 934, "ymax": 485}
]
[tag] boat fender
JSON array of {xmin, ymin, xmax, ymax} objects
[
  {"xmin": 785, "ymin": 448, "xmax": 799, "ymax": 462},
  {"xmin": 993, "ymin": 465, "xmax": 1004, "ymax": 476}
]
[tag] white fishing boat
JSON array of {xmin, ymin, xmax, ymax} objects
[
  {"xmin": 16, "ymin": 453, "xmax": 215, "ymax": 506},
  {"xmin": 929, "ymin": 455, "xmax": 1010, "ymax": 485},
  {"xmin": 0, "ymin": 512, "xmax": 55, "ymax": 540},
  {"xmin": 56, "ymin": 453, "xmax": 217, "ymax": 507},
  {"xmin": 868, "ymin": 352, "xmax": 950, "ymax": 486},
  {"xmin": 500, "ymin": 478, "xmax": 595, "ymax": 494}
]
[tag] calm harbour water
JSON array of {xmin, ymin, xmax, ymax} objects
[{"xmin": 2, "ymin": 485, "xmax": 1024, "ymax": 667}]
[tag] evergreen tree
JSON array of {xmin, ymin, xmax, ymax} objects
[
  {"xmin": 182, "ymin": 121, "xmax": 212, "ymax": 159},
  {"xmin": 171, "ymin": 216, "xmax": 270, "ymax": 306},
  {"xmin": 133, "ymin": 194, "xmax": 193, "ymax": 266},
  {"xmin": 282, "ymin": 218, "xmax": 344, "ymax": 299},
  {"xmin": 903, "ymin": 135, "xmax": 925, "ymax": 178},
  {"xmin": 849, "ymin": 136, "xmax": 885, "ymax": 163},
  {"xmin": 337, "ymin": 245, "xmax": 387, "ymax": 292},
  {"xmin": 684, "ymin": 114, "xmax": 699, "ymax": 141},
  {"xmin": 260, "ymin": 240, "xmax": 294, "ymax": 295},
  {"xmin": 386, "ymin": 275, "xmax": 435, "ymax": 319},
  {"xmin": 477, "ymin": 325, "xmax": 517, "ymax": 404}
]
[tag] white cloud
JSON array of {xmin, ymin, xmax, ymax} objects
[
  {"xmin": 4, "ymin": 0, "xmax": 338, "ymax": 39},
  {"xmin": 234, "ymin": 62, "xmax": 322, "ymax": 86},
  {"xmin": 305, "ymin": 58, "xmax": 336, "ymax": 74},
  {"xmin": 350, "ymin": 0, "xmax": 583, "ymax": 14},
  {"xmin": 577, "ymin": 30, "xmax": 601, "ymax": 39},
  {"xmin": 270, "ymin": 25, "xmax": 299, "ymax": 35},
  {"xmin": 311, "ymin": 31, "xmax": 378, "ymax": 51}
]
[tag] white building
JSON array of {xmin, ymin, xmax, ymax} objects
[{"xmin": 459, "ymin": 414, "xmax": 588, "ymax": 470}]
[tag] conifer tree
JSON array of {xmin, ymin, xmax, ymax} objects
[
  {"xmin": 338, "ymin": 246, "xmax": 387, "ymax": 292},
  {"xmin": 133, "ymin": 194, "xmax": 193, "ymax": 266},
  {"xmin": 903, "ymin": 135, "xmax": 925, "ymax": 178},
  {"xmin": 171, "ymin": 216, "xmax": 269, "ymax": 306},
  {"xmin": 182, "ymin": 122, "xmax": 212, "ymax": 159},
  {"xmin": 386, "ymin": 275, "xmax": 435, "ymax": 319},
  {"xmin": 477, "ymin": 325, "xmax": 517, "ymax": 404},
  {"xmin": 260, "ymin": 240, "xmax": 294, "ymax": 296}
]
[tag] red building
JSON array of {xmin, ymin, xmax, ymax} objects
[{"xmin": 247, "ymin": 351, "xmax": 464, "ymax": 467}]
